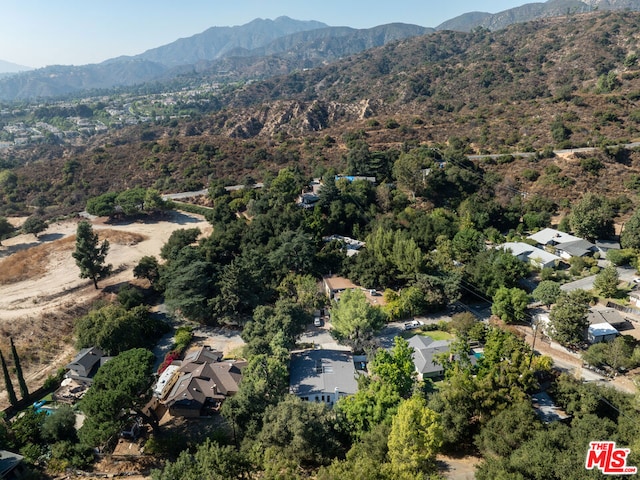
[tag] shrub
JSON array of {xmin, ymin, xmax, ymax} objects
[{"xmin": 158, "ymin": 350, "xmax": 181, "ymax": 375}]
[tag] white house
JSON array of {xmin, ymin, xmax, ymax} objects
[
  {"xmin": 498, "ymin": 242, "xmax": 561, "ymax": 269},
  {"xmin": 527, "ymin": 228, "xmax": 597, "ymax": 259}
]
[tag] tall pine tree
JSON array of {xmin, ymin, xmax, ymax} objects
[
  {"xmin": 72, "ymin": 221, "xmax": 112, "ymax": 289},
  {"xmin": 0, "ymin": 350, "xmax": 17, "ymax": 407},
  {"xmin": 10, "ymin": 338, "xmax": 28, "ymax": 400}
]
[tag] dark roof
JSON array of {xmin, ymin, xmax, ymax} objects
[
  {"xmin": 0, "ymin": 450, "xmax": 23, "ymax": 478},
  {"xmin": 182, "ymin": 346, "xmax": 222, "ymax": 364},
  {"xmin": 556, "ymin": 239, "xmax": 596, "ymax": 257},
  {"xmin": 289, "ymin": 349, "xmax": 358, "ymax": 397},
  {"xmin": 66, "ymin": 346, "xmax": 110, "ymax": 379}
]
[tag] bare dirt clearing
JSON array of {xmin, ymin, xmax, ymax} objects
[{"xmin": 0, "ymin": 210, "xmax": 211, "ymax": 408}]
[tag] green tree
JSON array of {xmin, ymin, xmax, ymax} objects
[
  {"xmin": 75, "ymin": 304, "xmax": 167, "ymax": 355},
  {"xmin": 549, "ymin": 289, "xmax": 591, "ymax": 345},
  {"xmin": 159, "ymin": 228, "xmax": 201, "ymax": 261},
  {"xmin": 621, "ymin": 209, "xmax": 640, "ymax": 249},
  {"xmin": 21, "ymin": 216, "xmax": 47, "ymax": 238},
  {"xmin": 277, "ymin": 273, "xmax": 322, "ymax": 312},
  {"xmin": 163, "ymin": 249, "xmax": 214, "ymax": 323},
  {"xmin": 569, "ymin": 193, "xmax": 614, "ymax": 241},
  {"xmin": 387, "ymin": 396, "xmax": 443, "ymax": 477},
  {"xmin": 133, "ymin": 255, "xmax": 160, "ymax": 287},
  {"xmin": 85, "ymin": 192, "xmax": 117, "ymax": 217},
  {"xmin": 532, "ymin": 280, "xmax": 562, "ymax": 306},
  {"xmin": 41, "ymin": 405, "xmax": 77, "ymax": 442},
  {"xmin": 392, "ymin": 151, "xmax": 428, "ymax": 201},
  {"xmin": 221, "ymin": 353, "xmax": 289, "ymax": 439},
  {"xmin": 452, "ymin": 227, "xmax": 484, "ymax": 263},
  {"xmin": 255, "ymin": 395, "xmax": 341, "ymax": 467},
  {"xmin": 143, "ymin": 188, "xmax": 167, "ymax": 213},
  {"xmin": 337, "ymin": 379, "xmax": 401, "ymax": 440},
  {"xmin": 242, "ymin": 300, "xmax": 309, "ymax": 355},
  {"xmin": 474, "ymin": 401, "xmax": 541, "ymax": 457},
  {"xmin": 466, "ymin": 249, "xmax": 529, "ymax": 297},
  {"xmin": 0, "ymin": 350, "xmax": 17, "ymax": 407},
  {"xmin": 151, "ymin": 438, "xmax": 251, "ymax": 480},
  {"xmin": 448, "ymin": 312, "xmax": 477, "ymax": 336},
  {"xmin": 72, "ymin": 221, "xmax": 111, "ymax": 289},
  {"xmin": 370, "ymin": 337, "xmax": 416, "ymax": 399},
  {"xmin": 0, "ymin": 216, "xmax": 14, "ymax": 246},
  {"xmin": 10, "ymin": 338, "xmax": 28, "ymax": 400},
  {"xmin": 593, "ymin": 265, "xmax": 619, "ymax": 298},
  {"xmin": 491, "ymin": 287, "xmax": 529, "ymax": 323},
  {"xmin": 116, "ymin": 188, "xmax": 146, "ymax": 216},
  {"xmin": 329, "ymin": 289, "xmax": 386, "ymax": 351},
  {"xmin": 79, "ymin": 348, "xmax": 155, "ymax": 447}
]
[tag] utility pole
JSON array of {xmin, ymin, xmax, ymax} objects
[{"xmin": 528, "ymin": 320, "xmax": 539, "ymax": 369}]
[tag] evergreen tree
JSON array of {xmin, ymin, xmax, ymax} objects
[
  {"xmin": 72, "ymin": 221, "xmax": 112, "ymax": 289},
  {"xmin": 0, "ymin": 350, "xmax": 17, "ymax": 407},
  {"xmin": 10, "ymin": 338, "xmax": 28, "ymax": 400}
]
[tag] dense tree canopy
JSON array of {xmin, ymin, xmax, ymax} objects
[
  {"xmin": 569, "ymin": 193, "xmax": 615, "ymax": 241},
  {"xmin": 329, "ymin": 288, "xmax": 386, "ymax": 351},
  {"xmin": 79, "ymin": 348, "xmax": 155, "ymax": 447},
  {"xmin": 549, "ymin": 289, "xmax": 591, "ymax": 345},
  {"xmin": 532, "ymin": 280, "xmax": 562, "ymax": 306},
  {"xmin": 74, "ymin": 304, "xmax": 169, "ymax": 355}
]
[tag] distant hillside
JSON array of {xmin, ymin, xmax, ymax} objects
[
  {"xmin": 436, "ymin": 0, "xmax": 640, "ymax": 31},
  {"xmin": 0, "ymin": 18, "xmax": 428, "ymax": 102},
  {"xmin": 0, "ymin": 59, "xmax": 31, "ymax": 74},
  {"xmin": 7, "ymin": 11, "xmax": 640, "ymax": 218},
  {"xmin": 128, "ymin": 16, "xmax": 328, "ymax": 67},
  {"xmin": 212, "ymin": 10, "xmax": 640, "ymax": 152}
]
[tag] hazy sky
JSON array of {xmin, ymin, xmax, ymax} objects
[{"xmin": 2, "ymin": 1, "xmax": 530, "ymax": 68}]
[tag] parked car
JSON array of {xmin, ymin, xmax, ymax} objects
[
  {"xmin": 403, "ymin": 320, "xmax": 423, "ymax": 330},
  {"xmin": 314, "ymin": 317, "xmax": 322, "ymax": 327}
]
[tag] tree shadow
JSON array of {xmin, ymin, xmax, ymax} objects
[
  {"xmin": 103, "ymin": 210, "xmax": 203, "ymax": 227},
  {"xmin": 38, "ymin": 232, "xmax": 64, "ymax": 242},
  {"xmin": 0, "ymin": 241, "xmax": 39, "ymax": 259}
]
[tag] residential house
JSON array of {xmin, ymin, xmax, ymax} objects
[
  {"xmin": 586, "ymin": 308, "xmax": 622, "ymax": 344},
  {"xmin": 322, "ymin": 275, "xmax": 386, "ymax": 306},
  {"xmin": 527, "ymin": 228, "xmax": 597, "ymax": 260},
  {"xmin": 0, "ymin": 450, "xmax": 26, "ymax": 480},
  {"xmin": 289, "ymin": 349, "xmax": 358, "ymax": 405},
  {"xmin": 335, "ymin": 175, "xmax": 376, "ymax": 184},
  {"xmin": 64, "ymin": 346, "xmax": 112, "ymax": 385},
  {"xmin": 322, "ymin": 235, "xmax": 365, "ymax": 257},
  {"xmin": 407, "ymin": 335, "xmax": 452, "ymax": 379},
  {"xmin": 296, "ymin": 178, "xmax": 323, "ymax": 208},
  {"xmin": 595, "ymin": 239, "xmax": 621, "ymax": 256},
  {"xmin": 498, "ymin": 242, "xmax": 561, "ymax": 269},
  {"xmin": 162, "ymin": 346, "xmax": 246, "ymax": 418}
]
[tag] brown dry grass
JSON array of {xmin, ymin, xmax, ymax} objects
[{"xmin": 0, "ymin": 230, "xmax": 146, "ymax": 286}]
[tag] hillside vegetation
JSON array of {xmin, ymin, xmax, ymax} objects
[{"xmin": 2, "ymin": 11, "xmax": 640, "ymax": 217}]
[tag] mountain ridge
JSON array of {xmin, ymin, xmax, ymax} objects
[
  {"xmin": 436, "ymin": 0, "xmax": 640, "ymax": 31},
  {"xmin": 0, "ymin": 19, "xmax": 428, "ymax": 102}
]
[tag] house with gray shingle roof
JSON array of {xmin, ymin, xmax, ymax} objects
[
  {"xmin": 162, "ymin": 346, "xmax": 246, "ymax": 417},
  {"xmin": 65, "ymin": 346, "xmax": 112, "ymax": 385},
  {"xmin": 289, "ymin": 349, "xmax": 359, "ymax": 406},
  {"xmin": 527, "ymin": 228, "xmax": 597, "ymax": 259},
  {"xmin": 407, "ymin": 335, "xmax": 452, "ymax": 379}
]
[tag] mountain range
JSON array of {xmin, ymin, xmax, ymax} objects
[{"xmin": 2, "ymin": 0, "xmax": 640, "ymax": 101}]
